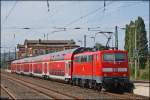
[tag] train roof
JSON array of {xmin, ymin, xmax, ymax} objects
[
  {"xmin": 74, "ymin": 49, "xmax": 127, "ymax": 57},
  {"xmin": 99, "ymin": 49, "xmax": 127, "ymax": 53},
  {"xmin": 12, "ymin": 47, "xmax": 92, "ymax": 63}
]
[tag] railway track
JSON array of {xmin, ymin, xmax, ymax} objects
[
  {"xmin": 103, "ymin": 91, "xmax": 149, "ymax": 99},
  {"xmin": 1, "ymin": 71, "xmax": 149, "ymax": 99},
  {"xmin": 0, "ymin": 84, "xmax": 17, "ymax": 100},
  {"xmin": 1, "ymin": 74, "xmax": 79, "ymax": 99}
]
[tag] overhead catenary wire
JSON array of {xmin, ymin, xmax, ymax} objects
[
  {"xmin": 2, "ymin": 1, "xmax": 18, "ymax": 25},
  {"xmin": 56, "ymin": 1, "xmax": 146, "ymax": 31},
  {"xmin": 47, "ymin": 0, "xmax": 50, "ymax": 12},
  {"xmin": 89, "ymin": 1, "xmax": 148, "ymax": 30},
  {"xmin": 63, "ymin": 1, "xmax": 114, "ymax": 28},
  {"xmin": 50, "ymin": 1, "xmax": 114, "ymax": 33},
  {"xmin": 3, "ymin": 1, "xmax": 147, "ymax": 33},
  {"xmin": 2, "ymin": 1, "xmax": 18, "ymax": 54},
  {"xmin": 104, "ymin": 1, "xmax": 148, "ymax": 18},
  {"xmin": 104, "ymin": 0, "xmax": 106, "ymax": 11}
]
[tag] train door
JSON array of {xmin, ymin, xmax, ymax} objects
[
  {"xmin": 21, "ymin": 64, "xmax": 23, "ymax": 72},
  {"xmin": 32, "ymin": 63, "xmax": 34, "ymax": 74},
  {"xmin": 43, "ymin": 62, "xmax": 48, "ymax": 75},
  {"xmin": 29, "ymin": 64, "xmax": 32, "ymax": 73},
  {"xmin": 93, "ymin": 54, "xmax": 97, "ymax": 78},
  {"xmin": 65, "ymin": 61, "xmax": 71, "ymax": 80}
]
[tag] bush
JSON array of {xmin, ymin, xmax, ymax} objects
[
  {"xmin": 129, "ymin": 65, "xmax": 135, "ymax": 80},
  {"xmin": 140, "ymin": 60, "xmax": 150, "ymax": 81},
  {"xmin": 140, "ymin": 70, "xmax": 149, "ymax": 81}
]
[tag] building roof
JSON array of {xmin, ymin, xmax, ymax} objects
[
  {"xmin": 12, "ymin": 47, "xmax": 91, "ymax": 63},
  {"xmin": 17, "ymin": 39, "xmax": 79, "ymax": 49},
  {"xmin": 17, "ymin": 44, "xmax": 25, "ymax": 48},
  {"xmin": 27, "ymin": 44, "xmax": 79, "ymax": 47},
  {"xmin": 24, "ymin": 39, "xmax": 76, "ymax": 45}
]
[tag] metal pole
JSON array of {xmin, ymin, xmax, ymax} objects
[
  {"xmin": 78, "ymin": 40, "xmax": 83, "ymax": 47},
  {"xmin": 47, "ymin": 33, "xmax": 48, "ymax": 40},
  {"xmin": 84, "ymin": 35, "xmax": 86, "ymax": 47},
  {"xmin": 93, "ymin": 37, "xmax": 96, "ymax": 47},
  {"xmin": 135, "ymin": 27, "xmax": 137, "ymax": 80},
  {"xmin": 8, "ymin": 48, "xmax": 10, "ymax": 70},
  {"xmin": 138, "ymin": 56, "xmax": 140, "ymax": 70},
  {"xmin": 81, "ymin": 41, "xmax": 83, "ymax": 47},
  {"xmin": 149, "ymin": 27, "xmax": 150, "ymax": 55},
  {"xmin": 90, "ymin": 36, "xmax": 95, "ymax": 48},
  {"xmin": 15, "ymin": 47, "xmax": 17, "ymax": 59},
  {"xmin": 4, "ymin": 49, "xmax": 6, "ymax": 69},
  {"xmin": 9, "ymin": 48, "xmax": 10, "ymax": 61},
  {"xmin": 115, "ymin": 26, "xmax": 118, "ymax": 49}
]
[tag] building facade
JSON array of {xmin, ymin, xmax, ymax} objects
[{"xmin": 17, "ymin": 39, "xmax": 80, "ymax": 58}]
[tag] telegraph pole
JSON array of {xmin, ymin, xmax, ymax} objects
[
  {"xmin": 90, "ymin": 36, "xmax": 96, "ymax": 48},
  {"xmin": 115, "ymin": 26, "xmax": 118, "ymax": 49},
  {"xmin": 149, "ymin": 28, "xmax": 150, "ymax": 54},
  {"xmin": 47, "ymin": 33, "xmax": 48, "ymax": 40},
  {"xmin": 9, "ymin": 48, "xmax": 10, "ymax": 61},
  {"xmin": 134, "ymin": 26, "xmax": 137, "ymax": 79},
  {"xmin": 4, "ymin": 49, "xmax": 6, "ymax": 69},
  {"xmin": 15, "ymin": 47, "xmax": 17, "ymax": 59},
  {"xmin": 84, "ymin": 35, "xmax": 86, "ymax": 47},
  {"xmin": 8, "ymin": 48, "xmax": 10, "ymax": 70},
  {"xmin": 44, "ymin": 34, "xmax": 45, "ymax": 40},
  {"xmin": 78, "ymin": 40, "xmax": 83, "ymax": 47},
  {"xmin": 130, "ymin": 25, "xmax": 137, "ymax": 79}
]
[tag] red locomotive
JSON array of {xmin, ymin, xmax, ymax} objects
[{"xmin": 11, "ymin": 47, "xmax": 134, "ymax": 92}]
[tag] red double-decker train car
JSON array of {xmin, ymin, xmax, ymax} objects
[{"xmin": 11, "ymin": 47, "xmax": 134, "ymax": 92}]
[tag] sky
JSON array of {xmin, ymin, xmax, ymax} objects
[{"xmin": 1, "ymin": 1, "xmax": 149, "ymax": 52}]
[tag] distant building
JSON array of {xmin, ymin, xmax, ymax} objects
[{"xmin": 17, "ymin": 39, "xmax": 80, "ymax": 58}]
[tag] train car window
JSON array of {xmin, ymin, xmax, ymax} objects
[
  {"xmin": 75, "ymin": 56, "xmax": 81, "ymax": 63},
  {"xmin": 81, "ymin": 56, "xmax": 84, "ymax": 62},
  {"xmin": 34, "ymin": 64, "xmax": 37, "ymax": 73},
  {"xmin": 103, "ymin": 54, "xmax": 114, "ymax": 61},
  {"xmin": 78, "ymin": 56, "xmax": 82, "ymax": 62},
  {"xmin": 96, "ymin": 54, "xmax": 98, "ymax": 61},
  {"xmin": 74, "ymin": 57, "xmax": 78, "ymax": 62},
  {"xmin": 75, "ymin": 56, "xmax": 89, "ymax": 63},
  {"xmin": 81, "ymin": 56, "xmax": 83, "ymax": 62},
  {"xmin": 81, "ymin": 56, "xmax": 88, "ymax": 62},
  {"xmin": 87, "ymin": 55, "xmax": 92, "ymax": 62},
  {"xmin": 103, "ymin": 53, "xmax": 126, "ymax": 62},
  {"xmin": 85, "ymin": 56, "xmax": 88, "ymax": 62}
]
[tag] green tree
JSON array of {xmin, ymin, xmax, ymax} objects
[
  {"xmin": 124, "ymin": 24, "xmax": 129, "ymax": 51},
  {"xmin": 135, "ymin": 17, "xmax": 148, "ymax": 69},
  {"xmin": 124, "ymin": 17, "xmax": 148, "ymax": 69},
  {"xmin": 125, "ymin": 21, "xmax": 135, "ymax": 59}
]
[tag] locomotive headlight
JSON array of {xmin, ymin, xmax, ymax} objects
[{"xmin": 118, "ymin": 68, "xmax": 127, "ymax": 72}]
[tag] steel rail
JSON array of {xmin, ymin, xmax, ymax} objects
[
  {"xmin": 103, "ymin": 92, "xmax": 149, "ymax": 99},
  {"xmin": 1, "ymin": 74, "xmax": 78, "ymax": 99},
  {"xmin": 0, "ymin": 84, "xmax": 17, "ymax": 100},
  {"xmin": 2, "ymin": 71, "xmax": 149, "ymax": 99},
  {"xmin": 124, "ymin": 93, "xmax": 149, "ymax": 99}
]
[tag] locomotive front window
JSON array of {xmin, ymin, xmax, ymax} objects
[
  {"xmin": 103, "ymin": 54, "xmax": 114, "ymax": 61},
  {"xmin": 115, "ymin": 53, "xmax": 126, "ymax": 61},
  {"xmin": 103, "ymin": 53, "xmax": 126, "ymax": 62}
]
